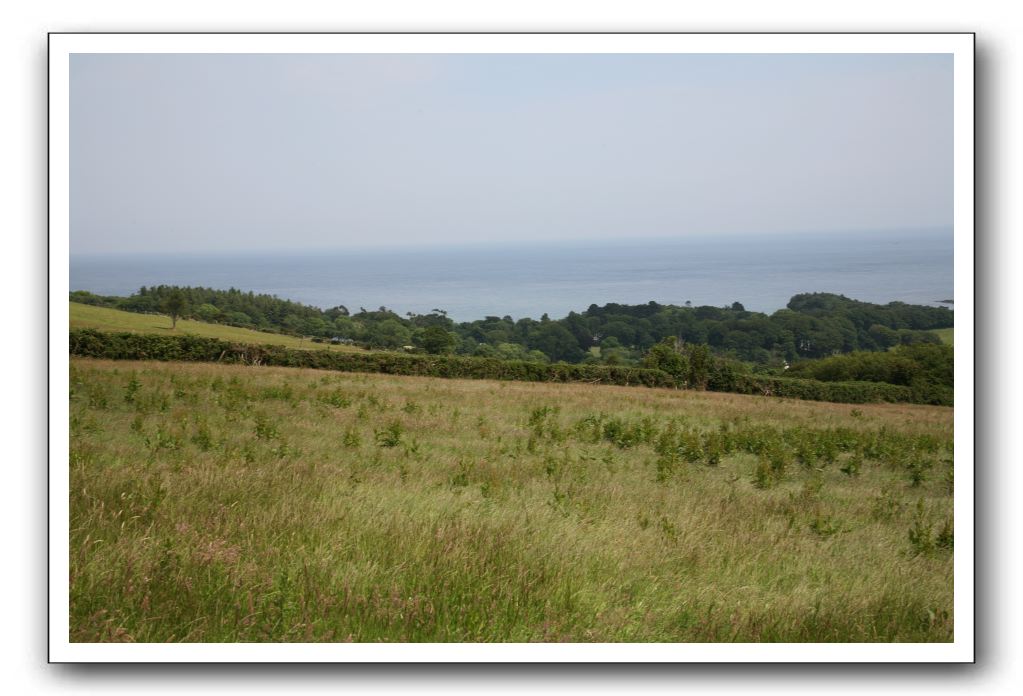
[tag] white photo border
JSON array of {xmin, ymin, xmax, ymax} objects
[{"xmin": 49, "ymin": 31, "xmax": 975, "ymax": 663}]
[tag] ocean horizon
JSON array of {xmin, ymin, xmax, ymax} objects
[{"xmin": 70, "ymin": 228, "xmax": 954, "ymax": 323}]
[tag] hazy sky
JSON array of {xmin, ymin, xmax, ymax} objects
[{"xmin": 70, "ymin": 53, "xmax": 953, "ymax": 255}]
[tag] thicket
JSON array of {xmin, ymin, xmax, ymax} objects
[
  {"xmin": 786, "ymin": 343, "xmax": 953, "ymax": 405},
  {"xmin": 638, "ymin": 336, "xmax": 940, "ymax": 405},
  {"xmin": 69, "ymin": 329, "xmax": 941, "ymax": 405}
]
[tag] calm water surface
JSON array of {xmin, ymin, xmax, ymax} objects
[{"xmin": 70, "ymin": 229, "xmax": 954, "ymax": 322}]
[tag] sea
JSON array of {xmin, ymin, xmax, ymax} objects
[{"xmin": 70, "ymin": 228, "xmax": 954, "ymax": 323}]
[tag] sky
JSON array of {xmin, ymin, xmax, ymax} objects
[{"xmin": 70, "ymin": 52, "xmax": 953, "ymax": 255}]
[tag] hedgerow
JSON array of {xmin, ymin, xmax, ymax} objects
[
  {"xmin": 69, "ymin": 329, "xmax": 675, "ymax": 389},
  {"xmin": 724, "ymin": 373, "xmax": 932, "ymax": 405},
  {"xmin": 68, "ymin": 329, "xmax": 943, "ymax": 405}
]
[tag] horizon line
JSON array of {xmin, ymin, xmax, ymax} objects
[{"xmin": 70, "ymin": 224, "xmax": 954, "ymax": 258}]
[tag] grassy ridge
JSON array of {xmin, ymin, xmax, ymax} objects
[
  {"xmin": 70, "ymin": 301, "xmax": 357, "ymax": 352},
  {"xmin": 70, "ymin": 358, "xmax": 953, "ymax": 642},
  {"xmin": 931, "ymin": 327, "xmax": 954, "ymax": 345}
]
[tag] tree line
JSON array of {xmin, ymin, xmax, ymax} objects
[{"xmin": 70, "ymin": 286, "xmax": 952, "ymax": 366}]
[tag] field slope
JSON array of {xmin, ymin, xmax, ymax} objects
[
  {"xmin": 70, "ymin": 301, "xmax": 356, "ymax": 352},
  {"xmin": 70, "ymin": 358, "xmax": 953, "ymax": 643}
]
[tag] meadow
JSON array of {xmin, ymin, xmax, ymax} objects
[
  {"xmin": 932, "ymin": 327, "xmax": 954, "ymax": 345},
  {"xmin": 69, "ymin": 358, "xmax": 954, "ymax": 642},
  {"xmin": 70, "ymin": 302, "xmax": 357, "ymax": 352}
]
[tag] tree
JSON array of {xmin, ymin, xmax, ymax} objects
[
  {"xmin": 683, "ymin": 343, "xmax": 713, "ymax": 389},
  {"xmin": 333, "ymin": 316, "xmax": 357, "ymax": 339},
  {"xmin": 417, "ymin": 326, "xmax": 456, "ymax": 354},
  {"xmin": 868, "ymin": 323, "xmax": 900, "ymax": 349},
  {"xmin": 225, "ymin": 311, "xmax": 252, "ymax": 326},
  {"xmin": 642, "ymin": 337, "xmax": 688, "ymax": 383},
  {"xmin": 528, "ymin": 323, "xmax": 584, "ymax": 362},
  {"xmin": 603, "ymin": 319, "xmax": 639, "ymax": 346},
  {"xmin": 601, "ymin": 346, "xmax": 629, "ymax": 366},
  {"xmin": 301, "ymin": 317, "xmax": 329, "ymax": 337},
  {"xmin": 369, "ymin": 319, "xmax": 412, "ymax": 349},
  {"xmin": 161, "ymin": 290, "xmax": 189, "ymax": 329},
  {"xmin": 195, "ymin": 303, "xmax": 220, "ymax": 323}
]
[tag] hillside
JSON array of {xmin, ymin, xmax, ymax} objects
[
  {"xmin": 70, "ymin": 357, "xmax": 953, "ymax": 642},
  {"xmin": 70, "ymin": 302, "xmax": 359, "ymax": 352}
]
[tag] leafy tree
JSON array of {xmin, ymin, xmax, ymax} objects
[
  {"xmin": 161, "ymin": 290, "xmax": 189, "ymax": 329},
  {"xmin": 417, "ymin": 326, "xmax": 456, "ymax": 354},
  {"xmin": 195, "ymin": 303, "xmax": 221, "ymax": 322},
  {"xmin": 456, "ymin": 336, "xmax": 479, "ymax": 356},
  {"xmin": 528, "ymin": 323, "xmax": 584, "ymax": 363},
  {"xmin": 369, "ymin": 319, "xmax": 412, "ymax": 349},
  {"xmin": 409, "ymin": 311, "xmax": 455, "ymax": 330},
  {"xmin": 868, "ymin": 324, "xmax": 900, "ymax": 349},
  {"xmin": 333, "ymin": 316, "xmax": 358, "ymax": 340},
  {"xmin": 300, "ymin": 317, "xmax": 329, "ymax": 337},
  {"xmin": 684, "ymin": 343, "xmax": 713, "ymax": 389},
  {"xmin": 642, "ymin": 337, "xmax": 688, "ymax": 381},
  {"xmin": 602, "ymin": 320, "xmax": 637, "ymax": 346}
]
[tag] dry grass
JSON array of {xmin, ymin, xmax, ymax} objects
[{"xmin": 69, "ymin": 358, "xmax": 954, "ymax": 643}]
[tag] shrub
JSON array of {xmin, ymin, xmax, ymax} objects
[{"xmin": 375, "ymin": 422, "xmax": 404, "ymax": 448}]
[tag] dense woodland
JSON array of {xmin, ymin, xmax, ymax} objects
[{"xmin": 71, "ymin": 286, "xmax": 952, "ymax": 363}]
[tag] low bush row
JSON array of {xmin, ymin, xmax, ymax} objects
[
  {"xmin": 68, "ymin": 329, "xmax": 944, "ymax": 405},
  {"xmin": 69, "ymin": 329, "xmax": 675, "ymax": 388},
  {"xmin": 722, "ymin": 373, "xmax": 936, "ymax": 405}
]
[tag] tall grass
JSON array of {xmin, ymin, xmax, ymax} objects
[{"xmin": 69, "ymin": 358, "xmax": 954, "ymax": 642}]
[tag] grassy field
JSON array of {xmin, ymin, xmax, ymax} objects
[
  {"xmin": 69, "ymin": 358, "xmax": 954, "ymax": 642},
  {"xmin": 69, "ymin": 302, "xmax": 359, "ymax": 352},
  {"xmin": 932, "ymin": 327, "xmax": 954, "ymax": 345}
]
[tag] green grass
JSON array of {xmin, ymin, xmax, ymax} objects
[
  {"xmin": 69, "ymin": 302, "xmax": 359, "ymax": 352},
  {"xmin": 931, "ymin": 327, "xmax": 954, "ymax": 345},
  {"xmin": 69, "ymin": 358, "xmax": 954, "ymax": 643}
]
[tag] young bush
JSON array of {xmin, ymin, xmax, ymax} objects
[{"xmin": 375, "ymin": 422, "xmax": 404, "ymax": 448}]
